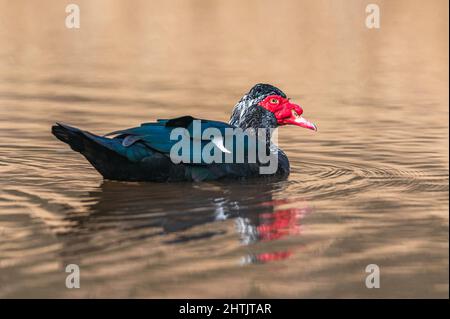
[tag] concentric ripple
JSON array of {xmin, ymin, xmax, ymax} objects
[{"xmin": 287, "ymin": 156, "xmax": 449, "ymax": 200}]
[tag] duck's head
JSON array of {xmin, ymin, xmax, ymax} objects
[{"xmin": 229, "ymin": 83, "xmax": 317, "ymax": 132}]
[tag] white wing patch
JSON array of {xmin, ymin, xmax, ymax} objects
[{"xmin": 211, "ymin": 136, "xmax": 231, "ymax": 153}]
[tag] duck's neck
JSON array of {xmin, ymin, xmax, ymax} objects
[
  {"xmin": 229, "ymin": 99, "xmax": 279, "ymax": 152},
  {"xmin": 229, "ymin": 97, "xmax": 277, "ymax": 130},
  {"xmin": 229, "ymin": 98, "xmax": 289, "ymax": 175}
]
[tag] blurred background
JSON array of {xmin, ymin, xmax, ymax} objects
[{"xmin": 0, "ymin": 0, "xmax": 448, "ymax": 298}]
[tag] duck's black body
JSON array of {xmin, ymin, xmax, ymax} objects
[
  {"xmin": 51, "ymin": 84, "xmax": 313, "ymax": 182},
  {"xmin": 52, "ymin": 120, "xmax": 289, "ymax": 182}
]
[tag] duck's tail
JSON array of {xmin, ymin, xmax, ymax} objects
[
  {"xmin": 51, "ymin": 123, "xmax": 134, "ymax": 180},
  {"xmin": 52, "ymin": 123, "xmax": 89, "ymax": 153}
]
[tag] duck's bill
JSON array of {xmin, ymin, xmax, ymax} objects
[
  {"xmin": 293, "ymin": 116, "xmax": 317, "ymax": 131},
  {"xmin": 287, "ymin": 110, "xmax": 317, "ymax": 131}
]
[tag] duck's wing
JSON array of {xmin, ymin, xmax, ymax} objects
[{"xmin": 104, "ymin": 116, "xmax": 260, "ymax": 165}]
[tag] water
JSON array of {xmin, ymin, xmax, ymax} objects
[{"xmin": 0, "ymin": 0, "xmax": 448, "ymax": 298}]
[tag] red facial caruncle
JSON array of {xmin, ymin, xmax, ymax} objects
[{"xmin": 258, "ymin": 95, "xmax": 317, "ymax": 131}]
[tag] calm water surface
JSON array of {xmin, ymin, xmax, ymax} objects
[{"xmin": 0, "ymin": 0, "xmax": 448, "ymax": 298}]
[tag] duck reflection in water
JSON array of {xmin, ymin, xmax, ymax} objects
[
  {"xmin": 64, "ymin": 179, "xmax": 313, "ymax": 264},
  {"xmin": 235, "ymin": 202, "xmax": 312, "ymax": 264}
]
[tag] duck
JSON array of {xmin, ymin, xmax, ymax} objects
[{"xmin": 52, "ymin": 84, "xmax": 317, "ymax": 182}]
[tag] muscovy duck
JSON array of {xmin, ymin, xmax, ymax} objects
[{"xmin": 52, "ymin": 84, "xmax": 317, "ymax": 182}]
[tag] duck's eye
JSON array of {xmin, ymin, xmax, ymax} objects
[{"xmin": 270, "ymin": 98, "xmax": 279, "ymax": 104}]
